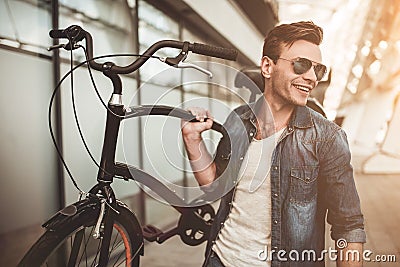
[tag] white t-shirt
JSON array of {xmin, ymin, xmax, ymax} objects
[{"xmin": 213, "ymin": 128, "xmax": 283, "ymax": 267}]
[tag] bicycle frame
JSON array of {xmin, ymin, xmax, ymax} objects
[{"xmin": 95, "ymin": 101, "xmax": 226, "ymax": 206}]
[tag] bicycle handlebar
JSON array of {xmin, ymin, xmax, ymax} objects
[
  {"xmin": 49, "ymin": 25, "xmax": 238, "ymax": 74},
  {"xmin": 124, "ymin": 105, "xmax": 228, "ymax": 137}
]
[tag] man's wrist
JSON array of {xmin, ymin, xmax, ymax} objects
[{"xmin": 183, "ymin": 133, "xmax": 203, "ymax": 144}]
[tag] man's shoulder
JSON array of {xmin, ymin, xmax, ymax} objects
[
  {"xmin": 223, "ymin": 102, "xmax": 255, "ymax": 123},
  {"xmin": 307, "ymin": 106, "xmax": 343, "ymax": 135},
  {"xmin": 232, "ymin": 101, "xmax": 254, "ymax": 114}
]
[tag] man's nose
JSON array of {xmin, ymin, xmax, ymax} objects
[{"xmin": 303, "ymin": 66, "xmax": 318, "ymax": 81}]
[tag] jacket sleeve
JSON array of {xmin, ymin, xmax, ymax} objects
[{"xmin": 319, "ymin": 128, "xmax": 366, "ymax": 243}]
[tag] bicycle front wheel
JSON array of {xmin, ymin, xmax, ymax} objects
[{"xmin": 18, "ymin": 200, "xmax": 143, "ymax": 267}]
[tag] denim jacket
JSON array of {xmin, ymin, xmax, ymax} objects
[{"xmin": 203, "ymin": 100, "xmax": 366, "ymax": 267}]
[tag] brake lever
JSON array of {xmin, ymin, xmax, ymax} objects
[
  {"xmin": 47, "ymin": 42, "xmax": 80, "ymax": 51},
  {"xmin": 47, "ymin": 43, "xmax": 66, "ymax": 51},
  {"xmin": 176, "ymin": 62, "xmax": 213, "ymax": 79},
  {"xmin": 159, "ymin": 41, "xmax": 212, "ymax": 78}
]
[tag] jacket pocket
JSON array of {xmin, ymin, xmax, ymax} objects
[{"xmin": 289, "ymin": 166, "xmax": 319, "ymax": 204}]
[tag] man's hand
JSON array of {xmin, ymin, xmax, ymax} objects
[
  {"xmin": 181, "ymin": 107, "xmax": 216, "ymax": 186},
  {"xmin": 181, "ymin": 107, "xmax": 214, "ymax": 142}
]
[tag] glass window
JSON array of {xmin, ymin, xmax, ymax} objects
[
  {"xmin": 58, "ymin": 1, "xmax": 136, "ymax": 65},
  {"xmin": 138, "ymin": 0, "xmax": 178, "ymax": 36},
  {"xmin": 138, "ymin": 0, "xmax": 180, "ymax": 87},
  {"xmin": 0, "ymin": 0, "xmax": 51, "ymax": 54},
  {"xmin": 59, "ymin": 0, "xmax": 131, "ymax": 29},
  {"xmin": 138, "ymin": 83, "xmax": 184, "ymax": 183}
]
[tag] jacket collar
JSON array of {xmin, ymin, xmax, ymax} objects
[
  {"xmin": 239, "ymin": 97, "xmax": 314, "ymax": 129},
  {"xmin": 290, "ymin": 105, "xmax": 314, "ymax": 129}
]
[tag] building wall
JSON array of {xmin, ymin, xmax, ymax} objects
[{"xmin": 0, "ymin": 49, "xmax": 58, "ymax": 233}]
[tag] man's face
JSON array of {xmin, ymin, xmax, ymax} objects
[{"xmin": 269, "ymin": 40, "xmax": 323, "ymax": 107}]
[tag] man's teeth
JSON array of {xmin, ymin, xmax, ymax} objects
[{"xmin": 294, "ymin": 85, "xmax": 310, "ymax": 92}]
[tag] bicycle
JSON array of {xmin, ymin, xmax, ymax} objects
[{"xmin": 18, "ymin": 25, "xmax": 237, "ymax": 267}]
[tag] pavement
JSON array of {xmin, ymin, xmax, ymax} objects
[{"xmin": 139, "ymin": 235, "xmax": 207, "ymax": 266}]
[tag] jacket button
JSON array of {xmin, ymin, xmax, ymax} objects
[
  {"xmin": 288, "ymin": 127, "xmax": 293, "ymax": 131},
  {"xmin": 240, "ymin": 157, "xmax": 244, "ymax": 160},
  {"xmin": 274, "ymin": 193, "xmax": 278, "ymax": 197},
  {"xmin": 273, "ymin": 220, "xmax": 278, "ymax": 224},
  {"xmin": 250, "ymin": 132, "xmax": 254, "ymax": 137}
]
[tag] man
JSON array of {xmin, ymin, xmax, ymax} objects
[{"xmin": 181, "ymin": 21, "xmax": 366, "ymax": 267}]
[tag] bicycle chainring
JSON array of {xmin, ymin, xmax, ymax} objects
[{"xmin": 177, "ymin": 204, "xmax": 215, "ymax": 246}]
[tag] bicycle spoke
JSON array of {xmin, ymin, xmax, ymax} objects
[
  {"xmin": 113, "ymin": 253, "xmax": 123, "ymax": 266},
  {"xmin": 76, "ymin": 227, "xmax": 93, "ymax": 266},
  {"xmin": 114, "ymin": 253, "xmax": 127, "ymax": 267},
  {"xmin": 110, "ymin": 242, "xmax": 126, "ymax": 267},
  {"xmin": 110, "ymin": 240, "xmax": 124, "ymax": 255},
  {"xmin": 109, "ymin": 242, "xmax": 125, "ymax": 266},
  {"xmin": 109, "ymin": 231, "xmax": 120, "ymax": 256},
  {"xmin": 90, "ymin": 240, "xmax": 102, "ymax": 267},
  {"xmin": 67, "ymin": 229, "xmax": 84, "ymax": 267}
]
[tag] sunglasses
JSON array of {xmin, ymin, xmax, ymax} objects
[{"xmin": 278, "ymin": 57, "xmax": 327, "ymax": 81}]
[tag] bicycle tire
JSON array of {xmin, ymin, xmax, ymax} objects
[{"xmin": 18, "ymin": 202, "xmax": 143, "ymax": 267}]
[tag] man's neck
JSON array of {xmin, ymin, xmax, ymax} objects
[
  {"xmin": 254, "ymin": 95, "xmax": 294, "ymax": 139},
  {"xmin": 269, "ymin": 102, "xmax": 294, "ymax": 125}
]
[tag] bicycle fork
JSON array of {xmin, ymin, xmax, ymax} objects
[
  {"xmin": 98, "ymin": 207, "xmax": 114, "ymax": 267},
  {"xmin": 90, "ymin": 184, "xmax": 122, "ymax": 267}
]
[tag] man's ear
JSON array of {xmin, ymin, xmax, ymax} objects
[{"xmin": 261, "ymin": 56, "xmax": 273, "ymax": 78}]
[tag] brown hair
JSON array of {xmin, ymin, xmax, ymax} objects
[{"xmin": 262, "ymin": 21, "xmax": 323, "ymax": 63}]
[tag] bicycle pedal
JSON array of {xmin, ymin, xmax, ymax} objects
[{"xmin": 142, "ymin": 225, "xmax": 163, "ymax": 242}]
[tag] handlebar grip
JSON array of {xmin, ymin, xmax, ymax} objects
[
  {"xmin": 174, "ymin": 108, "xmax": 228, "ymax": 136},
  {"xmin": 186, "ymin": 116, "xmax": 227, "ymax": 137},
  {"xmin": 49, "ymin": 29, "xmax": 67, "ymax": 38},
  {"xmin": 192, "ymin": 43, "xmax": 238, "ymax": 61},
  {"xmin": 210, "ymin": 121, "xmax": 225, "ymax": 134}
]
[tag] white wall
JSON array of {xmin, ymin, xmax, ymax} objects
[
  {"xmin": 342, "ymin": 90, "xmax": 394, "ymax": 156},
  {"xmin": 341, "ymin": 89, "xmax": 400, "ymax": 174},
  {"xmin": 0, "ymin": 50, "xmax": 58, "ymax": 234},
  {"xmin": 381, "ymin": 93, "xmax": 400, "ymax": 156},
  {"xmin": 363, "ymin": 91, "xmax": 400, "ymax": 173}
]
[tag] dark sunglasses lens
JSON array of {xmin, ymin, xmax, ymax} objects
[
  {"xmin": 314, "ymin": 64, "xmax": 327, "ymax": 81},
  {"xmin": 294, "ymin": 58, "xmax": 326, "ymax": 81},
  {"xmin": 293, "ymin": 58, "xmax": 312, "ymax": 75}
]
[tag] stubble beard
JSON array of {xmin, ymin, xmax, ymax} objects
[{"xmin": 271, "ymin": 78, "xmax": 307, "ymax": 107}]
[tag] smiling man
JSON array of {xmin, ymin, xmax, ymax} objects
[{"xmin": 181, "ymin": 21, "xmax": 366, "ymax": 267}]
